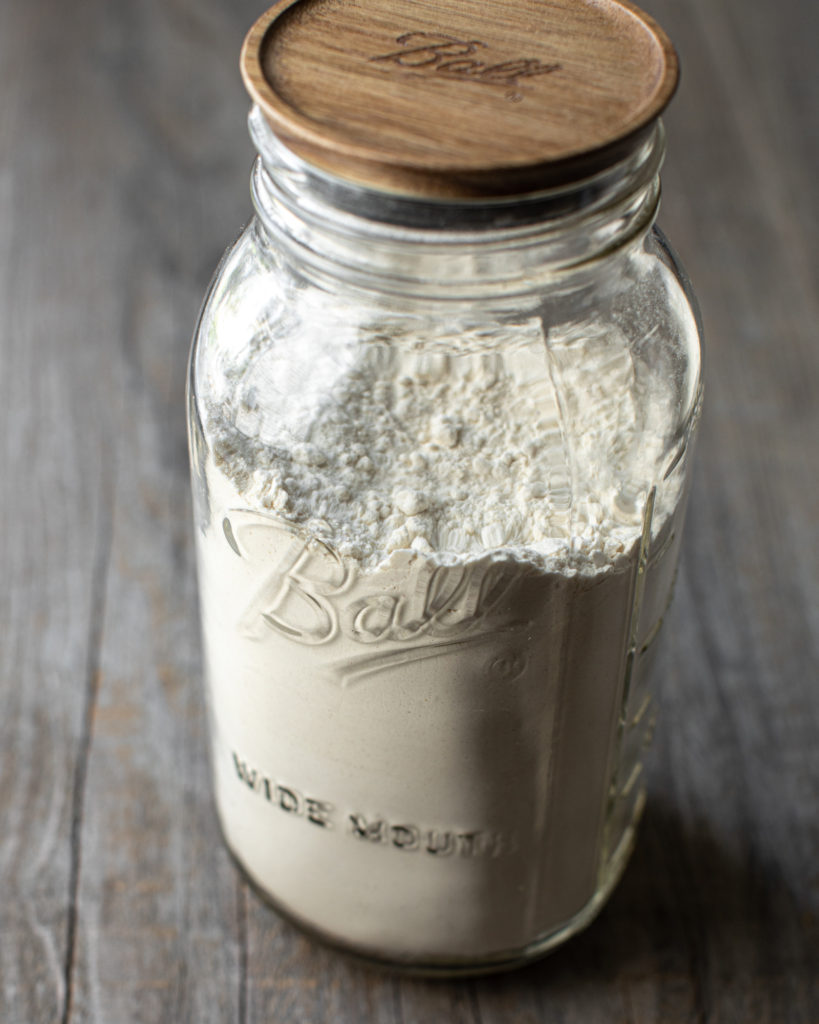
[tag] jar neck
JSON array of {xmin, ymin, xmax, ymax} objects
[{"xmin": 248, "ymin": 105, "xmax": 664, "ymax": 300}]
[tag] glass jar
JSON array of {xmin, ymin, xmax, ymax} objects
[{"xmin": 188, "ymin": 0, "xmax": 702, "ymax": 975}]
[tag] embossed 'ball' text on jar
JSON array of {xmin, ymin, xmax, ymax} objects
[{"xmin": 187, "ymin": 0, "xmax": 703, "ymax": 974}]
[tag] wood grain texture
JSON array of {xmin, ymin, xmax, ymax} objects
[
  {"xmin": 241, "ymin": 0, "xmax": 678, "ymax": 196},
  {"xmin": 0, "ymin": 0, "xmax": 817, "ymax": 1021}
]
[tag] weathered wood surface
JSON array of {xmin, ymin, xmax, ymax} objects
[{"xmin": 1, "ymin": 0, "xmax": 816, "ymax": 1021}]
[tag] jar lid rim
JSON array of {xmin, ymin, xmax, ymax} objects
[{"xmin": 241, "ymin": 0, "xmax": 678, "ymax": 199}]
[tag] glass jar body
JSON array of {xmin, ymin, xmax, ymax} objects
[{"xmin": 187, "ymin": 146, "xmax": 702, "ymax": 973}]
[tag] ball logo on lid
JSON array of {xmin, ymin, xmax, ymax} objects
[{"xmin": 369, "ymin": 32, "xmax": 561, "ymax": 101}]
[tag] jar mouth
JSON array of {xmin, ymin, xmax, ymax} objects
[
  {"xmin": 249, "ymin": 104, "xmax": 665, "ymax": 233},
  {"xmin": 248, "ymin": 105, "xmax": 664, "ymax": 297}
]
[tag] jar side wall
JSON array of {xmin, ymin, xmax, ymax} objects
[
  {"xmin": 186, "ymin": 217, "xmax": 701, "ymax": 966},
  {"xmin": 186, "ymin": 124, "xmax": 703, "ymax": 964}
]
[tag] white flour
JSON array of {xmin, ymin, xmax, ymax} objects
[
  {"xmin": 207, "ymin": 316, "xmax": 671, "ymax": 571},
  {"xmin": 195, "ymin": 310, "xmax": 685, "ymax": 963}
]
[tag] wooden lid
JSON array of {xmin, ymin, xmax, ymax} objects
[{"xmin": 241, "ymin": 0, "xmax": 678, "ymax": 199}]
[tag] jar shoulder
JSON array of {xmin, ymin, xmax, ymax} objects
[
  {"xmin": 194, "ymin": 220, "xmax": 702, "ymax": 350},
  {"xmin": 192, "ymin": 219, "xmax": 282, "ymax": 376}
]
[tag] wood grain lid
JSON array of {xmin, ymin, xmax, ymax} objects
[{"xmin": 241, "ymin": 0, "xmax": 678, "ymax": 198}]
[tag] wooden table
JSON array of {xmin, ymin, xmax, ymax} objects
[{"xmin": 2, "ymin": 0, "xmax": 817, "ymax": 1020}]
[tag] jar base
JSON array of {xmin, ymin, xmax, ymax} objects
[{"xmin": 223, "ymin": 792, "xmax": 644, "ymax": 978}]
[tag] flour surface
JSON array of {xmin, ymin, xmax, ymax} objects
[{"xmin": 207, "ymin": 316, "xmax": 670, "ymax": 570}]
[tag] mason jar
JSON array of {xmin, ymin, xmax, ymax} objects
[{"xmin": 187, "ymin": 0, "xmax": 703, "ymax": 974}]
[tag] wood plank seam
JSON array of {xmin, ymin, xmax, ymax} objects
[{"xmin": 59, "ymin": 471, "xmax": 116, "ymax": 1024}]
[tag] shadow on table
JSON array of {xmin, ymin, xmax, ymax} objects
[
  {"xmin": 458, "ymin": 796, "xmax": 797, "ymax": 1012},
  {"xmin": 248, "ymin": 796, "xmax": 807, "ymax": 1019}
]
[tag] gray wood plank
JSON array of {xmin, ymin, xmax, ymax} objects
[
  {"xmin": 0, "ymin": 0, "xmax": 119, "ymax": 1019},
  {"xmin": 243, "ymin": 906, "xmax": 401, "ymax": 1024},
  {"xmin": 0, "ymin": 0, "xmax": 256, "ymax": 1021},
  {"xmin": 52, "ymin": 0, "xmax": 263, "ymax": 1020}
]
